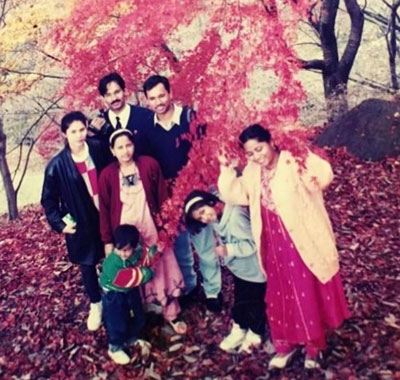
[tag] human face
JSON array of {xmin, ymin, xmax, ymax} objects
[
  {"xmin": 63, "ymin": 121, "xmax": 87, "ymax": 152},
  {"xmin": 191, "ymin": 205, "xmax": 218, "ymax": 224},
  {"xmin": 103, "ymin": 81, "xmax": 126, "ymax": 113},
  {"xmin": 243, "ymin": 138, "xmax": 277, "ymax": 167},
  {"xmin": 111, "ymin": 135, "xmax": 135, "ymax": 164},
  {"xmin": 145, "ymin": 83, "xmax": 173, "ymax": 116},
  {"xmin": 114, "ymin": 244, "xmax": 133, "ymax": 260}
]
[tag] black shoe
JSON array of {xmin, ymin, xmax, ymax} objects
[
  {"xmin": 205, "ymin": 296, "xmax": 222, "ymax": 313},
  {"xmin": 179, "ymin": 287, "xmax": 198, "ymax": 308}
]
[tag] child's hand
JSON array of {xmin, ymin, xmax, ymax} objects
[
  {"xmin": 215, "ymin": 245, "xmax": 228, "ymax": 257},
  {"xmin": 104, "ymin": 243, "xmax": 114, "ymax": 256},
  {"xmin": 155, "ymin": 240, "xmax": 165, "ymax": 253}
]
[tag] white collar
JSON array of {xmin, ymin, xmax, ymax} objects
[
  {"xmin": 154, "ymin": 104, "xmax": 183, "ymax": 131},
  {"xmin": 109, "ymin": 104, "xmax": 131, "ymax": 129}
]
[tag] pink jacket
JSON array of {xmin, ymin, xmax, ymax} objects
[{"xmin": 218, "ymin": 150, "xmax": 339, "ymax": 284}]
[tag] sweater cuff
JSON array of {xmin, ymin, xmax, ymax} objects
[
  {"xmin": 225, "ymin": 243, "xmax": 235, "ymax": 257},
  {"xmin": 113, "ymin": 268, "xmax": 143, "ymax": 288}
]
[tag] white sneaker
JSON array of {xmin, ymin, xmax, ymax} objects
[
  {"xmin": 87, "ymin": 302, "xmax": 102, "ymax": 331},
  {"xmin": 219, "ymin": 323, "xmax": 246, "ymax": 352},
  {"xmin": 268, "ymin": 349, "xmax": 296, "ymax": 369},
  {"xmin": 108, "ymin": 349, "xmax": 130, "ymax": 365},
  {"xmin": 238, "ymin": 329, "xmax": 262, "ymax": 354},
  {"xmin": 304, "ymin": 356, "xmax": 321, "ymax": 369}
]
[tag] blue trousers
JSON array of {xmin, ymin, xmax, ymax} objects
[
  {"xmin": 174, "ymin": 227, "xmax": 222, "ymax": 298},
  {"xmin": 102, "ymin": 288, "xmax": 144, "ymax": 349}
]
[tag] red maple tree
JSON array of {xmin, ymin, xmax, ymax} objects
[{"xmin": 44, "ymin": 0, "xmax": 316, "ymax": 237}]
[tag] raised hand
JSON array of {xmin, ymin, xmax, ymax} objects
[{"xmin": 89, "ymin": 116, "xmax": 106, "ymax": 131}]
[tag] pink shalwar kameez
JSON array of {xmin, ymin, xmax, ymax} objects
[
  {"xmin": 119, "ymin": 171, "xmax": 183, "ymax": 321},
  {"xmin": 260, "ymin": 167, "xmax": 350, "ymax": 356}
]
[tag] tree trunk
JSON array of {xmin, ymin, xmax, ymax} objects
[
  {"xmin": 323, "ymin": 74, "xmax": 349, "ymax": 121},
  {"xmin": 388, "ymin": 1, "xmax": 400, "ymax": 90},
  {"xmin": 300, "ymin": 0, "xmax": 364, "ymax": 121},
  {"xmin": 0, "ymin": 115, "xmax": 18, "ymax": 220}
]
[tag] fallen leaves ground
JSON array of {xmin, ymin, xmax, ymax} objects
[{"xmin": 0, "ymin": 147, "xmax": 399, "ymax": 380}]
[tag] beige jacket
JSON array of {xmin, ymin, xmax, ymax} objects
[{"xmin": 218, "ymin": 150, "xmax": 339, "ymax": 284}]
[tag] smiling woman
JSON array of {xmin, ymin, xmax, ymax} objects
[{"xmin": 218, "ymin": 123, "xmax": 350, "ymax": 369}]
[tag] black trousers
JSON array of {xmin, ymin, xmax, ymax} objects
[
  {"xmin": 102, "ymin": 288, "xmax": 144, "ymax": 348},
  {"xmin": 232, "ymin": 275, "xmax": 266, "ymax": 336},
  {"xmin": 79, "ymin": 264, "xmax": 101, "ymax": 303}
]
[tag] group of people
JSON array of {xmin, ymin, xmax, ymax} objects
[{"xmin": 41, "ymin": 72, "xmax": 350, "ymax": 369}]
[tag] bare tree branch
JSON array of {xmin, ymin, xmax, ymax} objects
[
  {"xmin": 349, "ymin": 74, "xmax": 398, "ymax": 94},
  {"xmin": 306, "ymin": 1, "xmax": 320, "ymax": 32},
  {"xmin": 8, "ymin": 96, "xmax": 63, "ymax": 155},
  {"xmin": 259, "ymin": 0, "xmax": 277, "ymax": 17},
  {"xmin": 364, "ymin": 9, "xmax": 400, "ymax": 34},
  {"xmin": 0, "ymin": 67, "xmax": 67, "ymax": 79},
  {"xmin": 14, "ymin": 126, "xmax": 48, "ymax": 194},
  {"xmin": 36, "ymin": 48, "xmax": 62, "ymax": 63},
  {"xmin": 298, "ymin": 58, "xmax": 325, "ymax": 70},
  {"xmin": 292, "ymin": 41, "xmax": 322, "ymax": 48},
  {"xmin": 0, "ymin": 0, "xmax": 8, "ymax": 28},
  {"xmin": 338, "ymin": 0, "xmax": 364, "ymax": 81}
]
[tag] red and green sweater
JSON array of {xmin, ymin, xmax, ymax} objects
[{"xmin": 100, "ymin": 245, "xmax": 156, "ymax": 292}]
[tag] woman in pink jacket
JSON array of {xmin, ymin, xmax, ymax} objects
[{"xmin": 218, "ymin": 124, "xmax": 350, "ymax": 370}]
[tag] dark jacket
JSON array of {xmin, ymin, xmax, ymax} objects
[
  {"xmin": 41, "ymin": 139, "xmax": 110, "ymax": 265},
  {"xmin": 92, "ymin": 105, "xmax": 153, "ymax": 157},
  {"xmin": 148, "ymin": 106, "xmax": 206, "ymax": 180}
]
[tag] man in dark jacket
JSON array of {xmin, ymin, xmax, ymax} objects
[
  {"xmin": 41, "ymin": 111, "xmax": 110, "ymax": 331},
  {"xmin": 143, "ymin": 75, "xmax": 222, "ymax": 312},
  {"xmin": 89, "ymin": 72, "xmax": 153, "ymax": 157}
]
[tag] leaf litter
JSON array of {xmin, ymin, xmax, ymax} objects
[{"xmin": 0, "ymin": 146, "xmax": 399, "ymax": 379}]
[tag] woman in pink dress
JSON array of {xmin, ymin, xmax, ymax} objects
[
  {"xmin": 218, "ymin": 124, "xmax": 350, "ymax": 369},
  {"xmin": 98, "ymin": 129, "xmax": 186, "ymax": 334}
]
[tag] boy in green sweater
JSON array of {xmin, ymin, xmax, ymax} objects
[{"xmin": 100, "ymin": 224, "xmax": 155, "ymax": 365}]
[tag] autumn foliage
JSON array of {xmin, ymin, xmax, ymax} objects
[
  {"xmin": 43, "ymin": 0, "xmax": 318, "ymax": 237},
  {"xmin": 0, "ymin": 0, "xmax": 77, "ymax": 100}
]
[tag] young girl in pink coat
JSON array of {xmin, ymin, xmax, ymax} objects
[
  {"xmin": 98, "ymin": 129, "xmax": 187, "ymax": 334},
  {"xmin": 218, "ymin": 124, "xmax": 350, "ymax": 370}
]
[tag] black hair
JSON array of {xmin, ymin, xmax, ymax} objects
[
  {"xmin": 143, "ymin": 75, "xmax": 170, "ymax": 97},
  {"xmin": 113, "ymin": 224, "xmax": 139, "ymax": 250},
  {"xmin": 98, "ymin": 72, "xmax": 125, "ymax": 96},
  {"xmin": 109, "ymin": 129, "xmax": 135, "ymax": 148},
  {"xmin": 183, "ymin": 190, "xmax": 220, "ymax": 234},
  {"xmin": 239, "ymin": 124, "xmax": 272, "ymax": 146},
  {"xmin": 61, "ymin": 111, "xmax": 87, "ymax": 133}
]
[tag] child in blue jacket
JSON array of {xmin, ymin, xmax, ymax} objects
[{"xmin": 183, "ymin": 190, "xmax": 266, "ymax": 354}]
